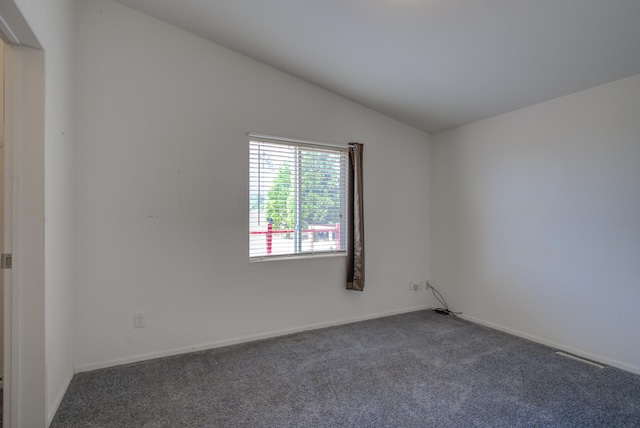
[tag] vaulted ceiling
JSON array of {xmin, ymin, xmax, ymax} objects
[{"xmin": 115, "ymin": 0, "xmax": 640, "ymax": 133}]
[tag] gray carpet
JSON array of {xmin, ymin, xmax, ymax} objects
[{"xmin": 51, "ymin": 310, "xmax": 640, "ymax": 427}]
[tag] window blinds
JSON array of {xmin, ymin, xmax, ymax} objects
[{"xmin": 249, "ymin": 138, "xmax": 348, "ymax": 260}]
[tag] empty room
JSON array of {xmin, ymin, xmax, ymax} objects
[{"xmin": 0, "ymin": 0, "xmax": 639, "ymax": 426}]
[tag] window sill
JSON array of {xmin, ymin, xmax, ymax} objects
[{"xmin": 250, "ymin": 251, "xmax": 347, "ymax": 263}]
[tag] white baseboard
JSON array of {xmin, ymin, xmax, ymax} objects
[
  {"xmin": 457, "ymin": 313, "xmax": 640, "ymax": 376},
  {"xmin": 74, "ymin": 305, "xmax": 432, "ymax": 374},
  {"xmin": 47, "ymin": 368, "xmax": 75, "ymax": 427}
]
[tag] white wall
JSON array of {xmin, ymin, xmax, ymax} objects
[
  {"xmin": 9, "ymin": 0, "xmax": 76, "ymax": 425},
  {"xmin": 432, "ymin": 73, "xmax": 640, "ymax": 373},
  {"xmin": 74, "ymin": 0, "xmax": 432, "ymax": 370}
]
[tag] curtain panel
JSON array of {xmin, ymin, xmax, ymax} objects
[{"xmin": 347, "ymin": 143, "xmax": 364, "ymax": 291}]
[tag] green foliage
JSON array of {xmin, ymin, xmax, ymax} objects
[
  {"xmin": 266, "ymin": 163, "xmax": 291, "ymax": 230},
  {"xmin": 265, "ymin": 150, "xmax": 341, "ymax": 233},
  {"xmin": 298, "ymin": 151, "xmax": 340, "ymax": 229}
]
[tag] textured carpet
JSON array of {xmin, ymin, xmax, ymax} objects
[{"xmin": 51, "ymin": 311, "xmax": 640, "ymax": 427}]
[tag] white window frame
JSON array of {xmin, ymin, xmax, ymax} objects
[{"xmin": 249, "ymin": 134, "xmax": 349, "ymax": 262}]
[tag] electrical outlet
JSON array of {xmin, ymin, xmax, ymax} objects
[
  {"xmin": 134, "ymin": 312, "xmax": 145, "ymax": 328},
  {"xmin": 424, "ymin": 280, "xmax": 431, "ymax": 290},
  {"xmin": 413, "ymin": 282, "xmax": 420, "ymax": 291}
]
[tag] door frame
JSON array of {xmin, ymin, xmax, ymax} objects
[{"xmin": 0, "ymin": 2, "xmax": 45, "ymax": 426}]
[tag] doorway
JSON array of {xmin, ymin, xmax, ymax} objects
[
  {"xmin": 0, "ymin": 7, "xmax": 46, "ymax": 423},
  {"xmin": 0, "ymin": 39, "xmax": 4, "ymax": 424}
]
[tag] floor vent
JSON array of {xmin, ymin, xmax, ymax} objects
[{"xmin": 555, "ymin": 351, "xmax": 605, "ymax": 369}]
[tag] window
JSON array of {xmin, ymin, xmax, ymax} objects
[{"xmin": 249, "ymin": 137, "xmax": 348, "ymax": 260}]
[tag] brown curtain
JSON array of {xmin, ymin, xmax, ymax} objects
[{"xmin": 347, "ymin": 143, "xmax": 364, "ymax": 291}]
